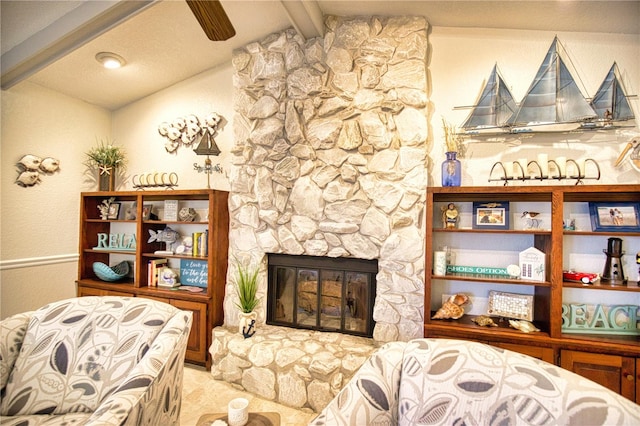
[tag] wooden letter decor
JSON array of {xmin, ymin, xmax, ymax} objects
[
  {"xmin": 562, "ymin": 303, "xmax": 639, "ymax": 335},
  {"xmin": 94, "ymin": 233, "xmax": 137, "ymax": 251}
]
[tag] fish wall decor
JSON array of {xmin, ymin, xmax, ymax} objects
[{"xmin": 15, "ymin": 154, "xmax": 61, "ymax": 187}]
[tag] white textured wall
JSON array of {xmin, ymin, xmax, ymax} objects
[
  {"xmin": 1, "ymin": 82, "xmax": 111, "ymax": 318},
  {"xmin": 429, "ymin": 28, "xmax": 639, "ymax": 185},
  {"xmin": 111, "ymin": 64, "xmax": 234, "ymax": 192},
  {"xmin": 2, "ymin": 26, "xmax": 638, "ymax": 319}
]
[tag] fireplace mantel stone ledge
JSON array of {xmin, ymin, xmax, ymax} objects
[{"xmin": 210, "ymin": 325, "xmax": 379, "ymax": 412}]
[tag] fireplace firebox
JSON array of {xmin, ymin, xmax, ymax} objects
[{"xmin": 267, "ymin": 253, "xmax": 377, "ymax": 337}]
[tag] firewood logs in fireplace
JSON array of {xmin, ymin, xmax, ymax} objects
[{"xmin": 298, "ymin": 279, "xmax": 342, "ymax": 316}]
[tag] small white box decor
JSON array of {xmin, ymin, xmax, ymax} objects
[{"xmin": 519, "ymin": 247, "xmax": 546, "ymax": 282}]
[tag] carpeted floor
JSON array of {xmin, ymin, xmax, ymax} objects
[{"xmin": 180, "ymin": 365, "xmax": 318, "ymax": 426}]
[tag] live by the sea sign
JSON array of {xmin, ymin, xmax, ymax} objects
[
  {"xmin": 180, "ymin": 259, "xmax": 208, "ymax": 288},
  {"xmin": 562, "ymin": 303, "xmax": 639, "ymax": 335}
]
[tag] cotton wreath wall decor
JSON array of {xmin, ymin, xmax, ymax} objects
[{"xmin": 158, "ymin": 112, "xmax": 222, "ymax": 153}]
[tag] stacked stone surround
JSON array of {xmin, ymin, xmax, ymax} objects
[
  {"xmin": 224, "ymin": 14, "xmax": 429, "ymax": 342},
  {"xmin": 212, "ymin": 15, "xmax": 429, "ymax": 411}
]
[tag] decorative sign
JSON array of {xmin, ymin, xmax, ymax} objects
[
  {"xmin": 488, "ymin": 291, "xmax": 533, "ymax": 320},
  {"xmin": 562, "ymin": 303, "xmax": 639, "ymax": 335},
  {"xmin": 180, "ymin": 259, "xmax": 208, "ymax": 288},
  {"xmin": 447, "ymin": 265, "xmax": 510, "ymax": 276},
  {"xmin": 94, "ymin": 233, "xmax": 136, "ymax": 251},
  {"xmin": 164, "ymin": 200, "xmax": 179, "ymax": 221}
]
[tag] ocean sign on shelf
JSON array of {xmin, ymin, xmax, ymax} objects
[
  {"xmin": 180, "ymin": 259, "xmax": 208, "ymax": 288},
  {"xmin": 94, "ymin": 233, "xmax": 136, "ymax": 251},
  {"xmin": 562, "ymin": 303, "xmax": 639, "ymax": 335}
]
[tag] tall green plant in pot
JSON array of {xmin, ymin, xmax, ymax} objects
[{"xmin": 233, "ymin": 258, "xmax": 260, "ymax": 335}]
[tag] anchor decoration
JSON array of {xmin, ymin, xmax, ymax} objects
[{"xmin": 242, "ymin": 319, "xmax": 256, "ymax": 339}]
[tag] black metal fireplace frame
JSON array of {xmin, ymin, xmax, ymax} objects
[{"xmin": 266, "ymin": 253, "xmax": 377, "ymax": 337}]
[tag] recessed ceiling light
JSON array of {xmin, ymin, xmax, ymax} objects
[{"xmin": 95, "ymin": 52, "xmax": 126, "ymax": 69}]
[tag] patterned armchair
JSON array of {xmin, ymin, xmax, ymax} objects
[
  {"xmin": 310, "ymin": 338, "xmax": 640, "ymax": 425},
  {"xmin": 0, "ymin": 296, "xmax": 192, "ymax": 426}
]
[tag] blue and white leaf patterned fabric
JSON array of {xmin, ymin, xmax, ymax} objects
[
  {"xmin": 309, "ymin": 338, "xmax": 640, "ymax": 426},
  {"xmin": 1, "ymin": 311, "xmax": 33, "ymax": 397},
  {"xmin": 0, "ymin": 296, "xmax": 192, "ymax": 426}
]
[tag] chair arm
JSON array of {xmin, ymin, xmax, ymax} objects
[
  {"xmin": 1, "ymin": 312, "xmax": 34, "ymax": 394},
  {"xmin": 309, "ymin": 341, "xmax": 406, "ymax": 426},
  {"xmin": 86, "ymin": 310, "xmax": 192, "ymax": 426}
]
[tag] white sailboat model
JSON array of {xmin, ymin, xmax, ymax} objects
[
  {"xmin": 507, "ymin": 37, "xmax": 597, "ymax": 133},
  {"xmin": 585, "ymin": 62, "xmax": 636, "ymax": 129},
  {"xmin": 460, "ymin": 64, "xmax": 517, "ymax": 135}
]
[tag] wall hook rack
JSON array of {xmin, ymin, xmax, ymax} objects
[{"xmin": 489, "ymin": 158, "xmax": 600, "ymax": 185}]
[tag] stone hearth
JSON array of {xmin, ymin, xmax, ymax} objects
[{"xmin": 210, "ymin": 325, "xmax": 377, "ymax": 412}]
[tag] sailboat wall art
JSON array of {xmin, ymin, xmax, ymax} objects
[
  {"xmin": 587, "ymin": 62, "xmax": 636, "ymax": 128},
  {"xmin": 460, "ymin": 64, "xmax": 517, "ymax": 135},
  {"xmin": 458, "ymin": 37, "xmax": 636, "ymax": 136}
]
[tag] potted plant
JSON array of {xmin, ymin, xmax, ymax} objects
[
  {"xmin": 233, "ymin": 257, "xmax": 260, "ymax": 335},
  {"xmin": 85, "ymin": 138, "xmax": 126, "ymax": 191}
]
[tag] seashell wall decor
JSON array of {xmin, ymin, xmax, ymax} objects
[
  {"xmin": 158, "ymin": 112, "xmax": 223, "ymax": 154},
  {"xmin": 15, "ymin": 154, "xmax": 60, "ymax": 187}
]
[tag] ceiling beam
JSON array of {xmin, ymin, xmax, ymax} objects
[
  {"xmin": 1, "ymin": 0, "xmax": 154, "ymax": 89},
  {"xmin": 279, "ymin": 0, "xmax": 323, "ymax": 41}
]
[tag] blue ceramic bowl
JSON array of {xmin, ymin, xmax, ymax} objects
[{"xmin": 93, "ymin": 261, "xmax": 129, "ymax": 282}]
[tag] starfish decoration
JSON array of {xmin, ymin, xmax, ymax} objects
[{"xmin": 98, "ymin": 165, "xmax": 112, "ymax": 175}]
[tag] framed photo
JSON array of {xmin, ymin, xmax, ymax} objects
[
  {"xmin": 107, "ymin": 202, "xmax": 121, "ymax": 219},
  {"xmin": 589, "ymin": 202, "xmax": 640, "ymax": 232},
  {"xmin": 142, "ymin": 204, "xmax": 153, "ymax": 221},
  {"xmin": 473, "ymin": 201, "xmax": 510, "ymax": 230}
]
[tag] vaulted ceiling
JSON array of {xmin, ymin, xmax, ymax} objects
[{"xmin": 2, "ymin": 0, "xmax": 638, "ymax": 110}]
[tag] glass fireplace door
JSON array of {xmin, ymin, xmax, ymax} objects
[{"xmin": 268, "ymin": 254, "xmax": 376, "ymax": 337}]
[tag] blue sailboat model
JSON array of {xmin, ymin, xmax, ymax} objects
[
  {"xmin": 460, "ymin": 64, "xmax": 517, "ymax": 135},
  {"xmin": 507, "ymin": 37, "xmax": 597, "ymax": 133},
  {"xmin": 584, "ymin": 62, "xmax": 636, "ymax": 129}
]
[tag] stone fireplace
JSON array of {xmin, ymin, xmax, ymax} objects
[
  {"xmin": 211, "ymin": 14, "xmax": 428, "ymax": 411},
  {"xmin": 223, "ymin": 14, "xmax": 429, "ymax": 344}
]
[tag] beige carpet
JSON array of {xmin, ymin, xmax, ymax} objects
[{"xmin": 180, "ymin": 365, "xmax": 318, "ymax": 426}]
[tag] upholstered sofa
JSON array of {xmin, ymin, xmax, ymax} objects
[
  {"xmin": 0, "ymin": 296, "xmax": 192, "ymax": 425},
  {"xmin": 310, "ymin": 338, "xmax": 640, "ymax": 425}
]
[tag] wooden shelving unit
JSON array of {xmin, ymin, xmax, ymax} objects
[
  {"xmin": 425, "ymin": 184, "xmax": 640, "ymax": 402},
  {"xmin": 76, "ymin": 189, "xmax": 229, "ymax": 369}
]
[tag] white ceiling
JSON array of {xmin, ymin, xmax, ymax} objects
[{"xmin": 2, "ymin": 0, "xmax": 639, "ymax": 111}]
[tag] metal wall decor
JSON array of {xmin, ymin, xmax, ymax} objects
[
  {"xmin": 158, "ymin": 112, "xmax": 222, "ymax": 153},
  {"xmin": 489, "ymin": 157, "xmax": 600, "ymax": 185},
  {"xmin": 15, "ymin": 154, "xmax": 60, "ymax": 187},
  {"xmin": 132, "ymin": 172, "xmax": 179, "ymax": 190}
]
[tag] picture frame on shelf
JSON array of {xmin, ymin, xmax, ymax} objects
[
  {"xmin": 124, "ymin": 202, "xmax": 137, "ymax": 220},
  {"xmin": 472, "ymin": 201, "xmax": 510, "ymax": 230},
  {"xmin": 107, "ymin": 202, "xmax": 121, "ymax": 220},
  {"xmin": 142, "ymin": 204, "xmax": 153, "ymax": 221},
  {"xmin": 589, "ymin": 202, "xmax": 640, "ymax": 232}
]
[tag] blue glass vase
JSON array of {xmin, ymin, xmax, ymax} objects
[{"xmin": 441, "ymin": 152, "xmax": 461, "ymax": 187}]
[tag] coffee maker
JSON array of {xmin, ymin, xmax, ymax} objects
[{"xmin": 601, "ymin": 237, "xmax": 626, "ymax": 285}]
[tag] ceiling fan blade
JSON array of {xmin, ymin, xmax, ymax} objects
[{"xmin": 186, "ymin": 0, "xmax": 236, "ymax": 41}]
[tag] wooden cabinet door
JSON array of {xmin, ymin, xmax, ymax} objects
[
  {"xmin": 637, "ymin": 358, "xmax": 640, "ymax": 404},
  {"xmin": 170, "ymin": 299, "xmax": 208, "ymax": 365},
  {"xmin": 78, "ymin": 286, "xmax": 131, "ymax": 297},
  {"xmin": 561, "ymin": 350, "xmax": 635, "ymax": 402},
  {"xmin": 494, "ymin": 342, "xmax": 555, "ymax": 364}
]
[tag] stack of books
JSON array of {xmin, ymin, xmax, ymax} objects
[{"xmin": 147, "ymin": 258, "xmax": 168, "ymax": 287}]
